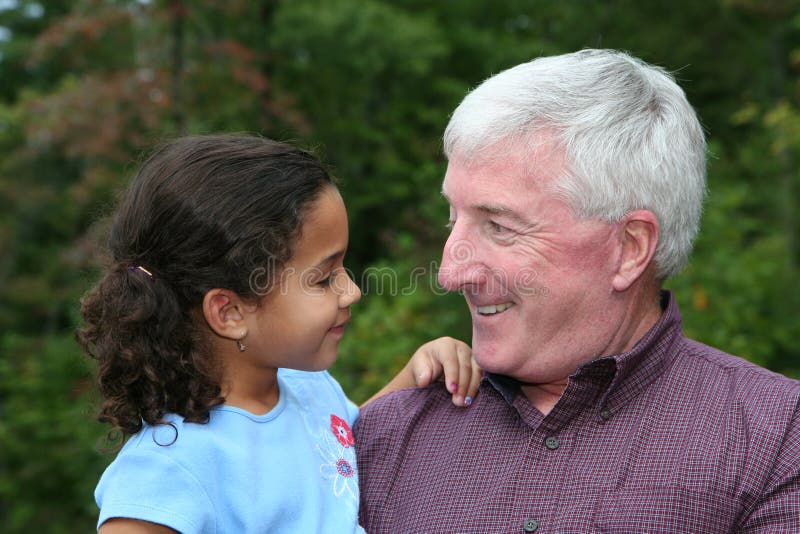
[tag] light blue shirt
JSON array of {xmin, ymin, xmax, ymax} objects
[{"xmin": 95, "ymin": 369, "xmax": 364, "ymax": 533}]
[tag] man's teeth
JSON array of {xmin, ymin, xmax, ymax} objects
[{"xmin": 476, "ymin": 302, "xmax": 514, "ymax": 315}]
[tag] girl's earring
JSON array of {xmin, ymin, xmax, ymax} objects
[{"xmin": 236, "ymin": 331, "xmax": 247, "ymax": 352}]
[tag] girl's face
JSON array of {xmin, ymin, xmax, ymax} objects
[{"xmin": 243, "ymin": 186, "xmax": 361, "ymax": 371}]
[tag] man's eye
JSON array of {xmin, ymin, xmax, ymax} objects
[
  {"xmin": 317, "ymin": 273, "xmax": 332, "ymax": 286},
  {"xmin": 445, "ymin": 219, "xmax": 455, "ymax": 229},
  {"xmin": 489, "ymin": 221, "xmax": 508, "ymax": 233}
]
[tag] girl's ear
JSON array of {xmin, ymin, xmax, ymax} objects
[{"xmin": 202, "ymin": 289, "xmax": 248, "ymax": 340}]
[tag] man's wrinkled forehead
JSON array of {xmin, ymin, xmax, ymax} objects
[{"xmin": 443, "ymin": 134, "xmax": 568, "ymax": 191}]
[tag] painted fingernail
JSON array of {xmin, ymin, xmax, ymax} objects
[
  {"xmin": 450, "ymin": 382, "xmax": 458, "ymax": 392},
  {"xmin": 464, "ymin": 396, "xmax": 472, "ymax": 406}
]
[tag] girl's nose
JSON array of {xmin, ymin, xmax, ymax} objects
[{"xmin": 339, "ymin": 271, "xmax": 361, "ymax": 307}]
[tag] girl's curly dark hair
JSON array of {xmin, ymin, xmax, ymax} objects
[{"xmin": 76, "ymin": 135, "xmax": 335, "ymax": 444}]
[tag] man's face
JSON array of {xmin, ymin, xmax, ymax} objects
[{"xmin": 438, "ymin": 143, "xmax": 623, "ymax": 384}]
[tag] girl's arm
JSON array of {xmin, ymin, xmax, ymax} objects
[
  {"xmin": 99, "ymin": 518, "xmax": 178, "ymax": 533},
  {"xmin": 363, "ymin": 337, "xmax": 481, "ymax": 407}
]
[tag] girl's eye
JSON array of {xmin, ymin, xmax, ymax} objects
[{"xmin": 317, "ymin": 267, "xmax": 346, "ymax": 286}]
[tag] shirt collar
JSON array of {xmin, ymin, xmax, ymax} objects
[
  {"xmin": 485, "ymin": 290, "xmax": 683, "ymax": 413},
  {"xmin": 596, "ymin": 290, "xmax": 683, "ymax": 412}
]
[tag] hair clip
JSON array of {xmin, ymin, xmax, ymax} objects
[{"xmin": 128, "ymin": 265, "xmax": 154, "ymax": 279}]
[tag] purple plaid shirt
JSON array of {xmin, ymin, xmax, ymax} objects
[{"xmin": 355, "ymin": 292, "xmax": 800, "ymax": 533}]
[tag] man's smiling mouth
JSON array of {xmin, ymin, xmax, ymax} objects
[{"xmin": 476, "ymin": 302, "xmax": 515, "ymax": 315}]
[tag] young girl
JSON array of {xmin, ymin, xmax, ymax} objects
[{"xmin": 77, "ymin": 134, "xmax": 478, "ymax": 533}]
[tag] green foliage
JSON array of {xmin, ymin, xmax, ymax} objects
[
  {"xmin": 334, "ymin": 259, "xmax": 471, "ymax": 404},
  {"xmin": 269, "ymin": 0, "xmax": 455, "ymax": 270},
  {"xmin": 0, "ymin": 0, "xmax": 798, "ymax": 529},
  {"xmin": 0, "ymin": 333, "xmax": 108, "ymax": 532}
]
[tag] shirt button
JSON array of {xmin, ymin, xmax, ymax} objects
[
  {"xmin": 523, "ymin": 518, "xmax": 539, "ymax": 532},
  {"xmin": 600, "ymin": 408, "xmax": 611, "ymax": 420},
  {"xmin": 544, "ymin": 436, "xmax": 559, "ymax": 450}
]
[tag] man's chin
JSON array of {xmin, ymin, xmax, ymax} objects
[{"xmin": 473, "ymin": 344, "xmax": 512, "ymax": 375}]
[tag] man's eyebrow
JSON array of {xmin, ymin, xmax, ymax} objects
[
  {"xmin": 476, "ymin": 204, "xmax": 532, "ymax": 227},
  {"xmin": 441, "ymin": 191, "xmax": 532, "ymax": 227}
]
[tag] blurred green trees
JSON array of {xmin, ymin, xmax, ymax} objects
[{"xmin": 0, "ymin": 0, "xmax": 798, "ymax": 530}]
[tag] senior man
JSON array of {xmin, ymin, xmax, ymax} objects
[{"xmin": 354, "ymin": 49, "xmax": 800, "ymax": 533}]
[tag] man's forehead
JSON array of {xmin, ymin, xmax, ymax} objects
[
  {"xmin": 442, "ymin": 160, "xmax": 562, "ymax": 202},
  {"xmin": 445, "ymin": 137, "xmax": 566, "ymax": 188},
  {"xmin": 441, "ymin": 170, "xmax": 535, "ymax": 227}
]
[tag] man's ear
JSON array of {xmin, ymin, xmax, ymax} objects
[
  {"xmin": 612, "ymin": 210, "xmax": 659, "ymax": 292},
  {"xmin": 202, "ymin": 288, "xmax": 248, "ymax": 340}
]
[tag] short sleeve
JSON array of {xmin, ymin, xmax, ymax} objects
[
  {"xmin": 95, "ymin": 448, "xmax": 215, "ymax": 533},
  {"xmin": 323, "ymin": 370, "xmax": 360, "ymax": 425}
]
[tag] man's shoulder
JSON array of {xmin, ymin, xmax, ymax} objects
[
  {"xmin": 358, "ymin": 384, "xmax": 451, "ymax": 422},
  {"xmin": 677, "ymin": 337, "xmax": 798, "ymax": 382},
  {"xmin": 354, "ymin": 384, "xmax": 466, "ymax": 445},
  {"xmin": 671, "ymin": 336, "xmax": 800, "ymax": 404}
]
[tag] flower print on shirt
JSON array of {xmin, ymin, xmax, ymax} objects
[
  {"xmin": 318, "ymin": 413, "xmax": 359, "ymax": 502},
  {"xmin": 330, "ymin": 413, "xmax": 355, "ymax": 447}
]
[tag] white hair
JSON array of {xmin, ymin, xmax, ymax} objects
[{"xmin": 443, "ymin": 49, "xmax": 707, "ymax": 280}]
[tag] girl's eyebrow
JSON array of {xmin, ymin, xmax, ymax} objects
[{"xmin": 312, "ymin": 250, "xmax": 345, "ymax": 270}]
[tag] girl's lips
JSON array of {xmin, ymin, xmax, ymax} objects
[
  {"xmin": 328, "ymin": 324, "xmax": 346, "ymax": 335},
  {"xmin": 329, "ymin": 312, "xmax": 351, "ymax": 334}
]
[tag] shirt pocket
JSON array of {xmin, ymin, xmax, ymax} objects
[{"xmin": 594, "ymin": 485, "xmax": 739, "ymax": 534}]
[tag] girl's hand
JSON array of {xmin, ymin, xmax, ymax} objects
[
  {"xmin": 409, "ymin": 337, "xmax": 481, "ymax": 407},
  {"xmin": 362, "ymin": 337, "xmax": 481, "ymax": 407}
]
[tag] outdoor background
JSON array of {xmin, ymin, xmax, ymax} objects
[{"xmin": 1, "ymin": 0, "xmax": 798, "ymax": 531}]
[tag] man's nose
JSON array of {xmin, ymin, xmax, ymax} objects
[{"xmin": 438, "ymin": 228, "xmax": 480, "ymax": 292}]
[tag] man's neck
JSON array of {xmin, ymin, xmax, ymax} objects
[
  {"xmin": 520, "ymin": 285, "xmax": 664, "ymax": 416},
  {"xmin": 520, "ymin": 381, "xmax": 569, "ymax": 416}
]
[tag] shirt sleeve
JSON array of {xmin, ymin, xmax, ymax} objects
[
  {"xmin": 95, "ymin": 448, "xmax": 214, "ymax": 533},
  {"xmin": 740, "ymin": 402, "xmax": 800, "ymax": 532},
  {"xmin": 323, "ymin": 370, "xmax": 360, "ymax": 425}
]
